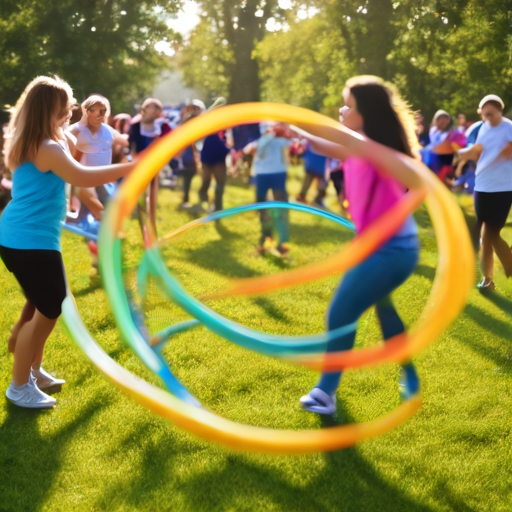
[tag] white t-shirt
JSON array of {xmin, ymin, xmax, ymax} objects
[
  {"xmin": 70, "ymin": 122, "xmax": 114, "ymax": 167},
  {"xmin": 475, "ymin": 117, "xmax": 512, "ymax": 192}
]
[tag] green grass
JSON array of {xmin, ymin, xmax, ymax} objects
[{"xmin": 0, "ymin": 168, "xmax": 511, "ymax": 512}]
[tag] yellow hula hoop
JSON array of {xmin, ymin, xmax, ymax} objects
[
  {"xmin": 114, "ymin": 103, "xmax": 473, "ymax": 369},
  {"xmin": 62, "ymin": 103, "xmax": 473, "ymax": 454}
]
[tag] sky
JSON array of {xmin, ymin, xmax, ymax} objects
[
  {"xmin": 153, "ymin": 1, "xmax": 320, "ymax": 55},
  {"xmin": 154, "ymin": 2, "xmax": 200, "ymax": 56}
]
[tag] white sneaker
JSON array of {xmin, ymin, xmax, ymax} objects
[
  {"xmin": 300, "ymin": 388, "xmax": 337, "ymax": 415},
  {"xmin": 6, "ymin": 380, "xmax": 56, "ymax": 409},
  {"xmin": 31, "ymin": 367, "xmax": 66, "ymax": 390}
]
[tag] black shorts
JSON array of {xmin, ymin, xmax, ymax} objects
[
  {"xmin": 474, "ymin": 191, "xmax": 512, "ymax": 229},
  {"xmin": 0, "ymin": 246, "xmax": 68, "ymax": 319}
]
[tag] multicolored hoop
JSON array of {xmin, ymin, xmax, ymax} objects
[{"xmin": 62, "ymin": 102, "xmax": 474, "ymax": 454}]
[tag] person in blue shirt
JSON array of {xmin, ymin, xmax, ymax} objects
[
  {"xmin": 198, "ymin": 132, "xmax": 231, "ymax": 212},
  {"xmin": 296, "ymin": 140, "xmax": 328, "ymax": 207},
  {"xmin": 244, "ymin": 122, "xmax": 292, "ymax": 255},
  {"xmin": 0, "ymin": 76, "xmax": 135, "ymax": 409}
]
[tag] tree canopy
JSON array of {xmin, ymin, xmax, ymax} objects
[
  {"xmin": 178, "ymin": 0, "xmax": 512, "ymax": 120},
  {"xmin": 0, "ymin": 0, "xmax": 179, "ymax": 117}
]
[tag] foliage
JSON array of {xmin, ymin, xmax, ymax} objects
[
  {"xmin": 178, "ymin": 18, "xmax": 233, "ymax": 100},
  {"xmin": 181, "ymin": 0, "xmax": 512, "ymax": 120},
  {"xmin": 0, "ymin": 0, "xmax": 179, "ymax": 115},
  {"xmin": 179, "ymin": 0, "xmax": 306, "ymax": 103}
]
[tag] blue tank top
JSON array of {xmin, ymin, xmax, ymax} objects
[{"xmin": 0, "ymin": 162, "xmax": 66, "ymax": 251}]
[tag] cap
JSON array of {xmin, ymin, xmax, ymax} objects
[
  {"xmin": 479, "ymin": 94, "xmax": 504, "ymax": 110},
  {"xmin": 191, "ymin": 99, "xmax": 206, "ymax": 111},
  {"xmin": 141, "ymin": 98, "xmax": 163, "ymax": 110}
]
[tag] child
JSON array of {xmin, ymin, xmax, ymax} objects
[
  {"xmin": 295, "ymin": 76, "xmax": 423, "ymax": 414},
  {"xmin": 244, "ymin": 122, "xmax": 292, "ymax": 256},
  {"xmin": 0, "ymin": 76, "xmax": 136, "ymax": 409}
]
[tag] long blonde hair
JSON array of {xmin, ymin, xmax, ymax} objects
[{"xmin": 5, "ymin": 76, "xmax": 74, "ymax": 169}]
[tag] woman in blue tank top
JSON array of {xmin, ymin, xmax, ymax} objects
[{"xmin": 0, "ymin": 76, "xmax": 136, "ymax": 409}]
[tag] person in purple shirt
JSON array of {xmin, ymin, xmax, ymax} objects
[{"xmin": 198, "ymin": 132, "xmax": 231, "ymax": 212}]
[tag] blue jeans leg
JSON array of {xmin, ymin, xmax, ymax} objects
[{"xmin": 316, "ymin": 239, "xmax": 419, "ymax": 395}]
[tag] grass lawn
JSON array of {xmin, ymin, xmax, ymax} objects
[{"xmin": 0, "ymin": 168, "xmax": 511, "ymax": 512}]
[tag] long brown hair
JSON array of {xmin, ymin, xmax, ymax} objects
[
  {"xmin": 345, "ymin": 75, "xmax": 420, "ymax": 159},
  {"xmin": 5, "ymin": 76, "xmax": 74, "ymax": 169}
]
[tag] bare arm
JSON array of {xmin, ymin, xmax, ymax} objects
[
  {"xmin": 294, "ymin": 122, "xmax": 424, "ymax": 190},
  {"xmin": 290, "ymin": 126, "xmax": 350, "ymax": 160},
  {"xmin": 77, "ymin": 187, "xmax": 104, "ymax": 220},
  {"xmin": 64, "ymin": 130, "xmax": 77, "ymax": 157},
  {"xmin": 112, "ymin": 129, "xmax": 129, "ymax": 148},
  {"xmin": 498, "ymin": 142, "xmax": 512, "ymax": 160},
  {"xmin": 33, "ymin": 141, "xmax": 135, "ymax": 187},
  {"xmin": 458, "ymin": 144, "xmax": 483, "ymax": 163}
]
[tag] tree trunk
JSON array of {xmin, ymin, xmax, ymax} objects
[{"xmin": 227, "ymin": 3, "xmax": 262, "ymax": 103}]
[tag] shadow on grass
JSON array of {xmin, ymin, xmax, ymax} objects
[
  {"xmin": 478, "ymin": 289, "xmax": 512, "ymax": 316},
  {"xmin": 464, "ymin": 302, "xmax": 512, "ymax": 342},
  {"xmin": 89, "ymin": 401, "xmax": 461, "ymax": 512},
  {"xmin": 414, "ymin": 264, "xmax": 436, "ymax": 282},
  {"xmin": 252, "ymin": 297, "xmax": 292, "ymax": 324},
  {"xmin": 289, "ymin": 220, "xmax": 353, "ymax": 247},
  {"xmin": 459, "ymin": 303, "xmax": 512, "ymax": 368},
  {"xmin": 0, "ymin": 398, "xmax": 106, "ymax": 512},
  {"xmin": 72, "ymin": 277, "xmax": 103, "ymax": 299}
]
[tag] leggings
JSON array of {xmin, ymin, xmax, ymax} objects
[
  {"xmin": 300, "ymin": 171, "xmax": 327, "ymax": 203},
  {"xmin": 255, "ymin": 172, "xmax": 289, "ymax": 246},
  {"xmin": 178, "ymin": 166, "xmax": 196, "ymax": 203},
  {"xmin": 317, "ymin": 235, "xmax": 419, "ymax": 395},
  {"xmin": 199, "ymin": 162, "xmax": 227, "ymax": 211}
]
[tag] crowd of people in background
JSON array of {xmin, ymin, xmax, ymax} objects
[
  {"xmin": 1, "ymin": 73, "xmax": 511, "ymax": 412},
  {"xmin": 1, "ymin": 88, "xmax": 512, "ymax": 277}
]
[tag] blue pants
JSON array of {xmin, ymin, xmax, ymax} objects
[
  {"xmin": 255, "ymin": 172, "xmax": 289, "ymax": 246},
  {"xmin": 317, "ymin": 235, "xmax": 420, "ymax": 394}
]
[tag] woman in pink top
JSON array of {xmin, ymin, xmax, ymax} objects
[{"xmin": 297, "ymin": 76, "xmax": 422, "ymax": 414}]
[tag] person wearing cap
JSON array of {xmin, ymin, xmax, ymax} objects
[{"xmin": 459, "ymin": 94, "xmax": 512, "ymax": 289}]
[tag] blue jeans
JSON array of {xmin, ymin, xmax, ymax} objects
[
  {"xmin": 255, "ymin": 172, "xmax": 289, "ymax": 246},
  {"xmin": 317, "ymin": 235, "xmax": 420, "ymax": 394}
]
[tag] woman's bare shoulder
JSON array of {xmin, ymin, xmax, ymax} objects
[{"xmin": 34, "ymin": 140, "xmax": 65, "ymax": 171}]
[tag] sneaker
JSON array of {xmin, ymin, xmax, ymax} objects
[
  {"xmin": 477, "ymin": 277, "xmax": 495, "ymax": 290},
  {"xmin": 277, "ymin": 243, "xmax": 290, "ymax": 256},
  {"xmin": 31, "ymin": 367, "xmax": 66, "ymax": 390},
  {"xmin": 6, "ymin": 380, "xmax": 56, "ymax": 409},
  {"xmin": 257, "ymin": 237, "xmax": 274, "ymax": 256},
  {"xmin": 300, "ymin": 388, "xmax": 336, "ymax": 415}
]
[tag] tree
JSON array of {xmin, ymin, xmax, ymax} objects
[
  {"xmin": 179, "ymin": 0, "xmax": 299, "ymax": 103},
  {"xmin": 255, "ymin": 0, "xmax": 512, "ymax": 120},
  {"xmin": 254, "ymin": 16, "xmax": 354, "ymax": 115},
  {"xmin": 0, "ymin": 0, "xmax": 179, "ymax": 116}
]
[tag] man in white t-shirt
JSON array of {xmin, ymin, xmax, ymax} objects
[{"xmin": 459, "ymin": 94, "xmax": 512, "ymax": 289}]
